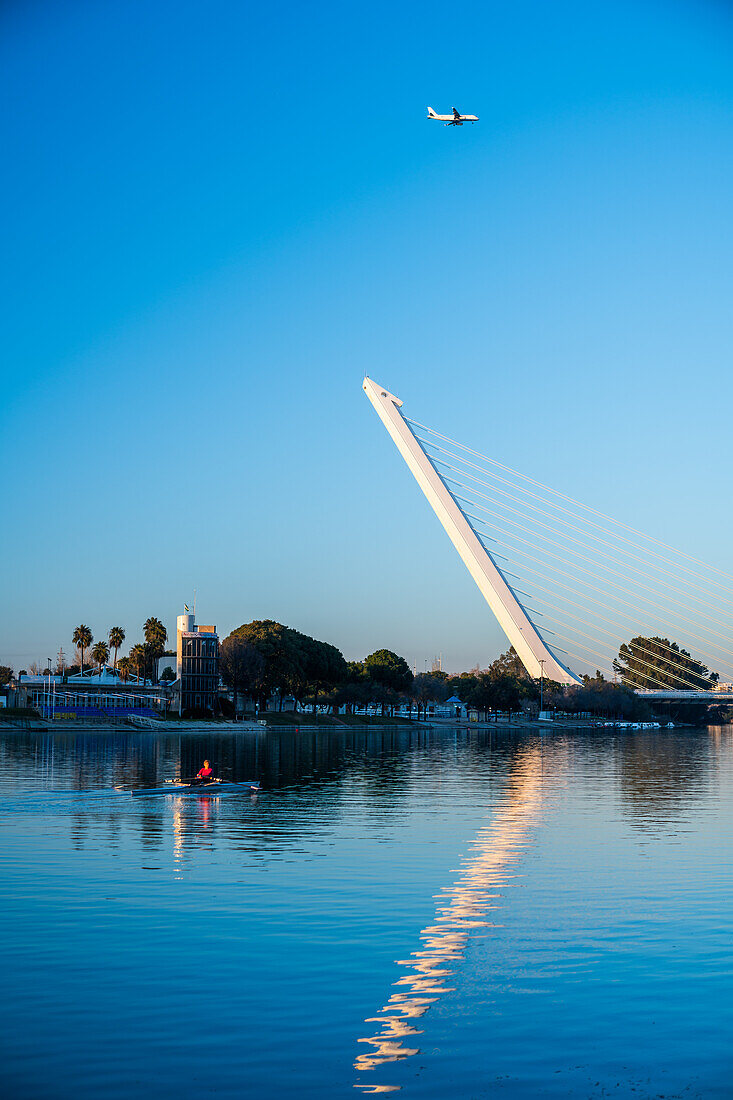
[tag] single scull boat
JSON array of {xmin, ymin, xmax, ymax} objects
[{"xmin": 115, "ymin": 780, "xmax": 260, "ymax": 797}]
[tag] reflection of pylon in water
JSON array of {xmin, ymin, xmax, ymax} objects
[{"xmin": 353, "ymin": 747, "xmax": 546, "ymax": 1091}]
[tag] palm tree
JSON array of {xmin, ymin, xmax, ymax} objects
[
  {"xmin": 72, "ymin": 624, "xmax": 93, "ymax": 677},
  {"xmin": 91, "ymin": 640, "xmax": 110, "ymax": 676},
  {"xmin": 108, "ymin": 627, "xmax": 125, "ymax": 670},
  {"xmin": 129, "ymin": 644, "xmax": 147, "ymax": 684},
  {"xmin": 143, "ymin": 617, "xmax": 168, "ymax": 683},
  {"xmin": 117, "ymin": 657, "xmax": 131, "ymax": 683}
]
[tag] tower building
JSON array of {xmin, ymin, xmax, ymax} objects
[{"xmin": 176, "ymin": 609, "xmax": 220, "ymax": 714}]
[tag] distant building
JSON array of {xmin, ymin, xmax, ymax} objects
[
  {"xmin": 176, "ymin": 610, "xmax": 220, "ymax": 714},
  {"xmin": 444, "ymin": 694, "xmax": 464, "ymax": 719},
  {"xmin": 8, "ymin": 667, "xmax": 167, "ymax": 719}
]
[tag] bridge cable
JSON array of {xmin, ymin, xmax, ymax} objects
[
  {"xmin": 460, "ymin": 508, "xmax": 733, "ymax": 664},
  {"xmin": 406, "ymin": 418, "xmax": 733, "ymax": 590}
]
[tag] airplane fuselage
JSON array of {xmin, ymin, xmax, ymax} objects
[{"xmin": 429, "ymin": 113, "xmax": 478, "ymax": 123}]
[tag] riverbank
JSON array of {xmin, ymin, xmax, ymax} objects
[
  {"xmin": 0, "ymin": 714, "xmax": 694, "ymax": 733},
  {"xmin": 0, "ymin": 712, "xmax": 419, "ymax": 733}
]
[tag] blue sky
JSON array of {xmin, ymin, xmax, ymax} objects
[{"xmin": 2, "ymin": 0, "xmax": 733, "ymax": 673}]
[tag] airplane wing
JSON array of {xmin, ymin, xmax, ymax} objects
[{"xmin": 453, "ymin": 107, "xmax": 461, "ymax": 119}]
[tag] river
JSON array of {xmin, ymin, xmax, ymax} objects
[{"xmin": 0, "ymin": 725, "xmax": 731, "ymax": 1098}]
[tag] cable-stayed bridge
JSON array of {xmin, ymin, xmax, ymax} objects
[{"xmin": 363, "ymin": 377, "xmax": 733, "ymax": 703}]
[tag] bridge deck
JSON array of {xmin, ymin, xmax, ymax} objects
[{"xmin": 634, "ymin": 690, "xmax": 733, "ymax": 702}]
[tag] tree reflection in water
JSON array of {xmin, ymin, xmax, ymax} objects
[
  {"xmin": 615, "ymin": 731, "xmax": 711, "ymax": 826},
  {"xmin": 354, "ymin": 743, "xmax": 552, "ymax": 1093}
]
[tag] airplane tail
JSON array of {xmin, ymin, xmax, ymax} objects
[{"xmin": 427, "ymin": 106, "xmax": 437, "ymax": 118}]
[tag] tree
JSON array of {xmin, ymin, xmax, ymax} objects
[
  {"xmin": 223, "ymin": 621, "xmax": 348, "ymax": 714},
  {"xmin": 364, "ymin": 649, "xmax": 413, "ymax": 693},
  {"xmin": 117, "ymin": 657, "xmax": 131, "ymax": 683},
  {"xmin": 330, "ymin": 661, "xmax": 372, "ymax": 715},
  {"xmin": 613, "ymin": 636, "xmax": 716, "ymax": 691},
  {"xmin": 345, "ymin": 660, "xmax": 365, "ymax": 682},
  {"xmin": 224, "ymin": 621, "xmax": 304, "ymax": 711},
  {"xmin": 462, "ymin": 672, "xmax": 496, "ymax": 717},
  {"xmin": 143, "ymin": 617, "xmax": 168, "ymax": 683},
  {"xmin": 412, "ymin": 673, "xmax": 449, "ymax": 720},
  {"xmin": 446, "ymin": 672, "xmax": 478, "ymax": 702},
  {"xmin": 72, "ymin": 624, "xmax": 93, "ymax": 677},
  {"xmin": 129, "ymin": 644, "xmax": 147, "ymax": 683},
  {"xmin": 560, "ymin": 678, "xmax": 651, "ymax": 720},
  {"xmin": 361, "ymin": 650, "xmax": 413, "ymax": 716},
  {"xmin": 487, "ymin": 647, "xmax": 531, "ymax": 681},
  {"xmin": 0, "ymin": 666, "xmax": 12, "ymax": 686},
  {"xmin": 487, "ymin": 673, "xmax": 523, "ymax": 716},
  {"xmin": 91, "ymin": 641, "xmax": 110, "ymax": 675},
  {"xmin": 220, "ymin": 637, "xmax": 267, "ymax": 715},
  {"xmin": 108, "ymin": 627, "xmax": 125, "ymax": 670},
  {"xmin": 465, "ymin": 648, "xmax": 540, "ymax": 715},
  {"xmin": 160, "ymin": 667, "xmax": 176, "ymax": 683},
  {"xmin": 294, "ymin": 634, "xmax": 347, "ymax": 712}
]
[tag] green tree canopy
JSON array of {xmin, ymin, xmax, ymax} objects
[
  {"xmin": 487, "ymin": 674, "xmax": 524, "ymax": 713},
  {"xmin": 557, "ymin": 679, "xmax": 651, "ymax": 720},
  {"xmin": 72, "ymin": 624, "xmax": 93, "ymax": 673},
  {"xmin": 445, "ymin": 671, "xmax": 478, "ymax": 700},
  {"xmin": 227, "ymin": 620, "xmax": 305, "ymax": 709},
  {"xmin": 220, "ymin": 636, "xmax": 267, "ymax": 711},
  {"xmin": 129, "ymin": 644, "xmax": 147, "ymax": 682},
  {"xmin": 108, "ymin": 626, "xmax": 125, "ymax": 669},
  {"xmin": 143, "ymin": 617, "xmax": 168, "ymax": 683},
  {"xmin": 411, "ymin": 673, "xmax": 449, "ymax": 718},
  {"xmin": 0, "ymin": 666, "xmax": 12, "ymax": 686},
  {"xmin": 293, "ymin": 634, "xmax": 348, "ymax": 704},
  {"xmin": 91, "ymin": 641, "xmax": 110, "ymax": 674},
  {"xmin": 428, "ymin": 669, "xmax": 449, "ymax": 682},
  {"xmin": 487, "ymin": 647, "xmax": 531, "ymax": 681},
  {"xmin": 223, "ymin": 622, "xmax": 349, "ymax": 712},
  {"xmin": 458, "ymin": 671, "xmax": 524, "ymax": 715},
  {"xmin": 363, "ymin": 649, "xmax": 413, "ymax": 694},
  {"xmin": 612, "ymin": 636, "xmax": 716, "ymax": 691}
]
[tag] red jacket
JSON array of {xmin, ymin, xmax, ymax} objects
[{"xmin": 197, "ymin": 766, "xmax": 213, "ymax": 778}]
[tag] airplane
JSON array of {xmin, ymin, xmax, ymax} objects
[{"xmin": 427, "ymin": 106, "xmax": 479, "ymax": 126}]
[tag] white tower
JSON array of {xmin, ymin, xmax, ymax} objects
[
  {"xmin": 363, "ymin": 377, "xmax": 581, "ymax": 686},
  {"xmin": 176, "ymin": 611, "xmax": 195, "ymax": 680}
]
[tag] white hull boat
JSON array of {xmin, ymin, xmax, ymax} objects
[{"xmin": 115, "ymin": 780, "xmax": 260, "ymax": 797}]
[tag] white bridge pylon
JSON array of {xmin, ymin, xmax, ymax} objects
[{"xmin": 363, "ymin": 377, "xmax": 582, "ymax": 686}]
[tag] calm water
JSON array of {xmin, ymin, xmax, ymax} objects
[{"xmin": 1, "ymin": 725, "xmax": 732, "ymax": 1098}]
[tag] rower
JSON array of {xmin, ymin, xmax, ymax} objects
[{"xmin": 193, "ymin": 760, "xmax": 214, "ymax": 784}]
